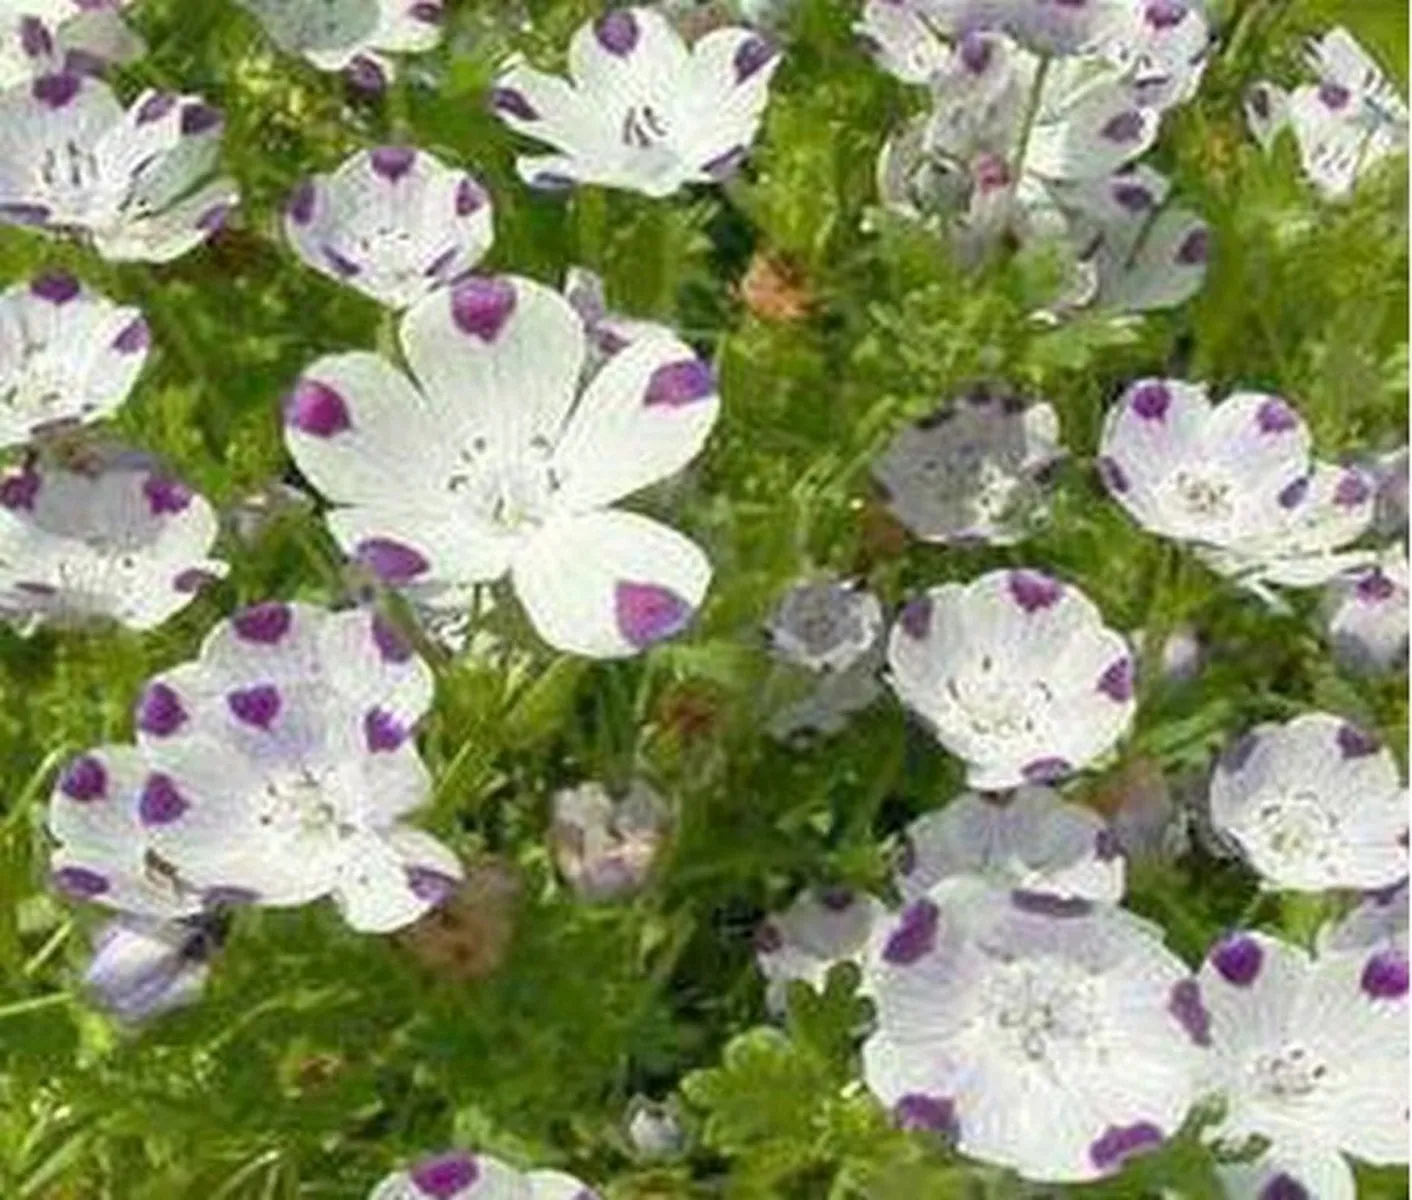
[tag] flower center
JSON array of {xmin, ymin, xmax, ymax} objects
[
  {"xmin": 4, "ymin": 337, "xmax": 77, "ymax": 418},
  {"xmin": 1170, "ymin": 469, "xmax": 1233, "ymax": 520},
  {"xmin": 36, "ymin": 138, "xmax": 101, "ymax": 211},
  {"xmin": 1253, "ymin": 794, "xmax": 1339, "ymax": 865},
  {"xmin": 947, "ymin": 656, "xmax": 1050, "ymax": 740},
  {"xmin": 985, "ymin": 960, "xmax": 1097, "ymax": 1063},
  {"xmin": 445, "ymin": 435, "xmax": 562, "ymax": 535},
  {"xmin": 259, "ymin": 767, "xmax": 351, "ymax": 839},
  {"xmin": 621, "ymin": 104, "xmax": 670, "ymax": 149},
  {"xmin": 1253, "ymin": 1044, "xmax": 1328, "ymax": 1101}
]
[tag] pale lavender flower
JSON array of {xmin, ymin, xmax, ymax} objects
[
  {"xmin": 863, "ymin": 879, "xmax": 1205, "ymax": 1182},
  {"xmin": 0, "ymin": 0, "xmax": 144, "ymax": 88},
  {"xmin": 887, "ymin": 569, "xmax": 1135, "ymax": 790},
  {"xmin": 491, "ymin": 7, "xmax": 781, "ymax": 196},
  {"xmin": 1208, "ymin": 713, "xmax": 1408, "ymax": 893},
  {"xmin": 0, "ymin": 73, "xmax": 237, "ymax": 261},
  {"xmin": 1319, "ymin": 881, "xmax": 1407, "ymax": 959},
  {"xmin": 548, "ymin": 779, "xmax": 667, "ymax": 901},
  {"xmin": 285, "ymin": 275, "xmax": 718, "ymax": 658},
  {"xmin": 767, "ymin": 578, "xmax": 883, "ymax": 673},
  {"xmin": 83, "ymin": 912, "xmax": 223, "ymax": 1025},
  {"xmin": 0, "ymin": 270, "xmax": 148, "ymax": 448},
  {"xmin": 369, "ymin": 1151, "xmax": 597, "ymax": 1200},
  {"xmin": 1323, "ymin": 544, "xmax": 1407, "ymax": 674},
  {"xmin": 754, "ymin": 886, "xmax": 888, "ymax": 1014}
]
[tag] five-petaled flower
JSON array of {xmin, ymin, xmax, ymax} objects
[
  {"xmin": 285, "ymin": 274, "xmax": 719, "ymax": 659},
  {"xmin": 0, "ymin": 0, "xmax": 145, "ymax": 89},
  {"xmin": 491, "ymin": 6, "xmax": 781, "ymax": 196}
]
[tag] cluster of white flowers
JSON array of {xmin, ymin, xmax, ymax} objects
[{"xmin": 862, "ymin": 0, "xmax": 1212, "ymax": 314}]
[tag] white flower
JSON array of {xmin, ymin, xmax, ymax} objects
[
  {"xmin": 131, "ymin": 601, "xmax": 463, "ymax": 933},
  {"xmin": 0, "ymin": 271, "xmax": 148, "ymax": 448},
  {"xmin": 887, "ymin": 568, "xmax": 1135, "ymax": 790},
  {"xmin": 369, "ymin": 1151, "xmax": 596, "ymax": 1200},
  {"xmin": 0, "ymin": 452, "xmax": 227, "ymax": 632},
  {"xmin": 0, "ymin": 73, "xmax": 237, "ymax": 261},
  {"xmin": 766, "ymin": 578, "xmax": 883, "ymax": 673},
  {"xmin": 899, "ymin": 786, "xmax": 1125, "ymax": 902},
  {"xmin": 1323, "ymin": 543, "xmax": 1408, "ymax": 674},
  {"xmin": 491, "ymin": 6, "xmax": 780, "ymax": 197},
  {"xmin": 1197, "ymin": 930, "xmax": 1408, "ymax": 1200},
  {"xmin": 236, "ymin": 0, "xmax": 444, "ymax": 89},
  {"xmin": 754, "ymin": 886, "xmax": 888, "ymax": 1014},
  {"xmin": 284, "ymin": 146, "xmax": 493, "ymax": 310},
  {"xmin": 82, "ymin": 912, "xmax": 221, "ymax": 1025},
  {"xmin": 548, "ymin": 779, "xmax": 667, "ymax": 901},
  {"xmin": 285, "ymin": 274, "xmax": 719, "ymax": 659},
  {"xmin": 0, "ymin": 0, "xmax": 144, "ymax": 88},
  {"xmin": 1207, "ymin": 712, "xmax": 1408, "ymax": 893},
  {"xmin": 862, "ymin": 879, "xmax": 1205, "ymax": 1183},
  {"xmin": 625, "ymin": 1096, "xmax": 685, "ymax": 1160},
  {"xmin": 872, "ymin": 389, "xmax": 1063, "ymax": 545}
]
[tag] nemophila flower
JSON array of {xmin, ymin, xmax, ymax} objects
[
  {"xmin": 898, "ymin": 786, "xmax": 1125, "ymax": 902},
  {"xmin": 285, "ymin": 275, "xmax": 719, "ymax": 659},
  {"xmin": 1198, "ymin": 930, "xmax": 1409, "ymax": 1200},
  {"xmin": 548, "ymin": 780, "xmax": 667, "ymax": 901},
  {"xmin": 872, "ymin": 390, "xmax": 1063, "ymax": 545},
  {"xmin": 0, "ymin": 0, "xmax": 144, "ymax": 87},
  {"xmin": 1092, "ymin": 755, "xmax": 1192, "ymax": 864},
  {"xmin": 1366, "ymin": 444, "xmax": 1407, "ymax": 538},
  {"xmin": 369, "ymin": 1151, "xmax": 596, "ymax": 1200},
  {"xmin": 47, "ymin": 744, "xmax": 204, "ymax": 916},
  {"xmin": 1208, "ymin": 712, "xmax": 1408, "ymax": 893},
  {"xmin": 862, "ymin": 880, "xmax": 1204, "ymax": 1182},
  {"xmin": 285, "ymin": 146, "xmax": 493, "ymax": 310},
  {"xmin": 754, "ymin": 886, "xmax": 888, "ymax": 1014},
  {"xmin": 236, "ymin": 0, "xmax": 444, "ymax": 90},
  {"xmin": 887, "ymin": 569, "xmax": 1135, "ymax": 790},
  {"xmin": 133, "ymin": 602, "xmax": 462, "ymax": 933},
  {"xmin": 491, "ymin": 7, "xmax": 781, "ymax": 196},
  {"xmin": 0, "ymin": 271, "xmax": 148, "ymax": 448},
  {"xmin": 0, "ymin": 73, "xmax": 237, "ymax": 261},
  {"xmin": 83, "ymin": 911, "xmax": 224, "ymax": 1025},
  {"xmin": 0, "ymin": 453, "xmax": 226, "ymax": 632},
  {"xmin": 625, "ymin": 1096, "xmax": 686, "ymax": 1161},
  {"xmin": 1323, "ymin": 544, "xmax": 1408, "ymax": 675}
]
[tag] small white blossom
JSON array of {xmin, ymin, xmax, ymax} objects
[
  {"xmin": 624, "ymin": 1096, "xmax": 686, "ymax": 1160},
  {"xmin": 863, "ymin": 879, "xmax": 1205, "ymax": 1182},
  {"xmin": 0, "ymin": 0, "xmax": 144, "ymax": 88},
  {"xmin": 1197, "ymin": 930, "xmax": 1408, "ymax": 1199},
  {"xmin": 1207, "ymin": 712, "xmax": 1408, "ymax": 893},
  {"xmin": 0, "ymin": 452, "xmax": 227, "ymax": 632},
  {"xmin": 369, "ymin": 1151, "xmax": 596, "ymax": 1200},
  {"xmin": 237, "ymin": 0, "xmax": 444, "ymax": 90},
  {"xmin": 754, "ymin": 886, "xmax": 888, "ymax": 1014},
  {"xmin": 0, "ymin": 73, "xmax": 237, "ymax": 261},
  {"xmin": 83, "ymin": 912, "xmax": 221, "ymax": 1025},
  {"xmin": 285, "ymin": 146, "xmax": 493, "ymax": 309},
  {"xmin": 131, "ymin": 601, "xmax": 462, "ymax": 933},
  {"xmin": 285, "ymin": 274, "xmax": 719, "ymax": 659},
  {"xmin": 766, "ymin": 578, "xmax": 883, "ymax": 673},
  {"xmin": 898, "ymin": 786, "xmax": 1125, "ymax": 902},
  {"xmin": 549, "ymin": 779, "xmax": 667, "ymax": 901},
  {"xmin": 872, "ymin": 389, "xmax": 1063, "ymax": 545},
  {"xmin": 0, "ymin": 271, "xmax": 148, "ymax": 449},
  {"xmin": 887, "ymin": 568, "xmax": 1135, "ymax": 790},
  {"xmin": 1322, "ymin": 543, "xmax": 1408, "ymax": 674},
  {"xmin": 491, "ymin": 6, "xmax": 780, "ymax": 197}
]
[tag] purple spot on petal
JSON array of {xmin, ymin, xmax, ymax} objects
[
  {"xmin": 232, "ymin": 601, "xmax": 292, "ymax": 644},
  {"xmin": 19, "ymin": 16, "xmax": 53, "ymax": 58},
  {"xmin": 1113, "ymin": 183, "xmax": 1154, "ymax": 212},
  {"xmin": 227, "ymin": 684, "xmax": 281, "ymax": 729},
  {"xmin": 135, "ymin": 91, "xmax": 177, "ymax": 124},
  {"xmin": 1256, "ymin": 397, "xmax": 1298, "ymax": 434},
  {"xmin": 1089, "ymin": 1122, "xmax": 1164, "ymax": 1171},
  {"xmin": 702, "ymin": 144, "xmax": 748, "ymax": 181},
  {"xmin": 1211, "ymin": 933, "xmax": 1262, "ymax": 986},
  {"xmin": 0, "ymin": 469, "xmax": 40, "ymax": 510},
  {"xmin": 0, "ymin": 203, "xmax": 52, "ymax": 226},
  {"xmin": 173, "ymin": 567, "xmax": 218, "ymax": 593},
  {"xmin": 490, "ymin": 86, "xmax": 538, "ymax": 121},
  {"xmin": 364, "ymin": 707, "xmax": 405, "ymax": 753},
  {"xmin": 1098, "ymin": 455, "xmax": 1130, "ymax": 493},
  {"xmin": 136, "ymin": 682, "xmax": 186, "ymax": 737},
  {"xmin": 645, "ymin": 359, "xmax": 714, "ymax": 408},
  {"xmin": 370, "ymin": 145, "xmax": 416, "ymax": 181},
  {"xmin": 30, "ymin": 272, "xmax": 80, "ymax": 304},
  {"xmin": 409, "ymin": 1152, "xmax": 479, "ymax": 1198},
  {"xmin": 285, "ymin": 379, "xmax": 351, "ymax": 437},
  {"xmin": 53, "ymin": 865, "xmax": 109, "ymax": 899},
  {"xmin": 286, "ymin": 179, "xmax": 316, "ymax": 225},
  {"xmin": 60, "ymin": 754, "xmax": 107, "ymax": 801},
  {"xmin": 450, "ymin": 276, "xmax": 516, "ymax": 341},
  {"xmin": 1168, "ymin": 978, "xmax": 1211, "ymax": 1045},
  {"xmin": 1176, "ymin": 226, "xmax": 1209, "ymax": 265},
  {"xmin": 142, "ymin": 474, "xmax": 192, "ymax": 516},
  {"xmin": 1098, "ymin": 657, "xmax": 1133, "ymax": 702},
  {"xmin": 615, "ymin": 581, "xmax": 693, "ymax": 649},
  {"xmin": 1360, "ymin": 948, "xmax": 1408, "ymax": 1000},
  {"xmin": 455, "ymin": 175, "xmax": 486, "ymax": 216},
  {"xmin": 1261, "ymin": 1174, "xmax": 1310, "ymax": 1200},
  {"xmin": 196, "ymin": 203, "xmax": 231, "ymax": 233},
  {"xmin": 1095, "ymin": 827, "xmax": 1122, "ymax": 861},
  {"xmin": 139, "ymin": 773, "xmax": 187, "ymax": 825},
  {"xmin": 1102, "ymin": 111, "xmax": 1145, "ymax": 143},
  {"xmin": 734, "ymin": 35, "xmax": 777, "ymax": 83},
  {"xmin": 1008, "ymin": 570, "xmax": 1062, "ymax": 612},
  {"xmin": 1334, "ymin": 470, "xmax": 1371, "ymax": 507},
  {"xmin": 1337, "ymin": 723, "xmax": 1380, "ymax": 759},
  {"xmin": 1250, "ymin": 87, "xmax": 1271, "ymax": 119},
  {"xmin": 1130, "ymin": 381, "xmax": 1171, "ymax": 421},
  {"xmin": 409, "ymin": 1, "xmax": 443, "ymax": 22},
  {"xmin": 819, "ymin": 885, "xmax": 854, "ymax": 912},
  {"xmin": 1319, "ymin": 81, "xmax": 1351, "ymax": 110},
  {"xmin": 1022, "ymin": 756, "xmax": 1071, "ymax": 784},
  {"xmin": 753, "ymin": 920, "xmax": 783, "ymax": 953},
  {"xmin": 882, "ymin": 899, "xmax": 937, "ymax": 965},
  {"xmin": 594, "ymin": 10, "xmax": 639, "ymax": 56},
  {"xmin": 1145, "ymin": 0, "xmax": 1187, "ymax": 30},
  {"xmin": 357, "ymin": 538, "xmax": 430, "ymax": 584},
  {"xmin": 321, "ymin": 243, "xmax": 361, "ymax": 278},
  {"xmin": 345, "ymin": 55, "xmax": 387, "ymax": 93},
  {"xmin": 371, "ymin": 613, "xmax": 413, "ymax": 662},
  {"xmin": 893, "ymin": 1093, "xmax": 959, "ymax": 1137},
  {"xmin": 1011, "ymin": 890, "xmax": 1092, "ymax": 917},
  {"xmin": 179, "ymin": 102, "xmax": 222, "ymax": 136},
  {"xmin": 113, "ymin": 317, "xmax": 149, "ymax": 354},
  {"xmin": 958, "ymin": 32, "xmax": 991, "ymax": 74},
  {"xmin": 32, "ymin": 72, "xmax": 80, "ymax": 107},
  {"xmin": 407, "ymin": 866, "xmax": 459, "ymax": 906},
  {"xmin": 1356, "ymin": 569, "xmax": 1397, "ymax": 602},
  {"xmin": 1278, "ymin": 475, "xmax": 1310, "ymax": 509}
]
